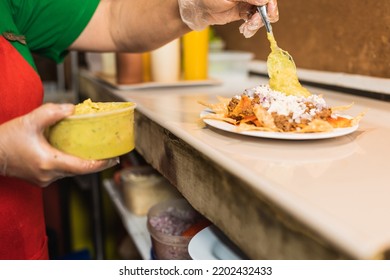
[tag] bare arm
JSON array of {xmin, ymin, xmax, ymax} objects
[
  {"xmin": 70, "ymin": 0, "xmax": 190, "ymax": 53},
  {"xmin": 70, "ymin": 0, "xmax": 278, "ymax": 52}
]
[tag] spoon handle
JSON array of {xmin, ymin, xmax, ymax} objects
[{"xmin": 257, "ymin": 5, "xmax": 272, "ymax": 33}]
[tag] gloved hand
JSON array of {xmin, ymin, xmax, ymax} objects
[
  {"xmin": 0, "ymin": 103, "xmax": 119, "ymax": 187},
  {"xmin": 178, "ymin": 0, "xmax": 279, "ymax": 38}
]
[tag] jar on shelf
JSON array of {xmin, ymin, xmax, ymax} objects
[
  {"xmin": 147, "ymin": 199, "xmax": 204, "ymax": 260},
  {"xmin": 120, "ymin": 166, "xmax": 181, "ymax": 216}
]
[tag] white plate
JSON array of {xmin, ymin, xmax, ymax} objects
[
  {"xmin": 188, "ymin": 226, "xmax": 244, "ymax": 260},
  {"xmin": 200, "ymin": 110, "xmax": 359, "ymax": 140}
]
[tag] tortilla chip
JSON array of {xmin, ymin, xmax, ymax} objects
[
  {"xmin": 253, "ymin": 105, "xmax": 279, "ymax": 131},
  {"xmin": 198, "ymin": 100, "xmax": 227, "ymax": 114},
  {"xmin": 236, "ymin": 122, "xmax": 277, "ymax": 132},
  {"xmin": 198, "ymin": 96, "xmax": 231, "ymax": 115},
  {"xmin": 298, "ymin": 119, "xmax": 333, "ymax": 133},
  {"xmin": 351, "ymin": 111, "xmax": 366, "ymax": 126},
  {"xmin": 331, "ymin": 102, "xmax": 354, "ymax": 112},
  {"xmin": 216, "ymin": 96, "xmax": 231, "ymax": 105},
  {"xmin": 231, "ymin": 95, "xmax": 253, "ymax": 117},
  {"xmin": 201, "ymin": 113, "xmax": 238, "ymax": 125}
]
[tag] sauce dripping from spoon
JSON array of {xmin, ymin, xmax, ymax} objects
[{"xmin": 266, "ymin": 32, "xmax": 311, "ymax": 97}]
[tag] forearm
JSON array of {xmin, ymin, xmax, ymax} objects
[
  {"xmin": 112, "ymin": 0, "xmax": 191, "ymax": 51},
  {"xmin": 71, "ymin": 0, "xmax": 190, "ymax": 52},
  {"xmin": 71, "ymin": 0, "xmax": 279, "ymax": 52}
]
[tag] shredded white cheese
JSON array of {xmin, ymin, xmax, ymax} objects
[{"xmin": 244, "ymin": 85, "xmax": 327, "ymax": 122}]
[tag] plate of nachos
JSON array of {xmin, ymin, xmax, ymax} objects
[{"xmin": 199, "ymin": 85, "xmax": 364, "ymax": 140}]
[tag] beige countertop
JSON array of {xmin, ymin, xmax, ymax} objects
[{"xmin": 79, "ymin": 69, "xmax": 390, "ymax": 260}]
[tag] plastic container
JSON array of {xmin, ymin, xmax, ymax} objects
[
  {"xmin": 147, "ymin": 199, "xmax": 202, "ymax": 260},
  {"xmin": 120, "ymin": 166, "xmax": 181, "ymax": 216},
  {"xmin": 208, "ymin": 51, "xmax": 254, "ymax": 81},
  {"xmin": 47, "ymin": 99, "xmax": 136, "ymax": 160}
]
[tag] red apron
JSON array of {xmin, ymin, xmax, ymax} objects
[{"xmin": 0, "ymin": 35, "xmax": 48, "ymax": 259}]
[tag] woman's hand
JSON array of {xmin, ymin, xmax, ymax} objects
[
  {"xmin": 178, "ymin": 0, "xmax": 279, "ymax": 38},
  {"xmin": 0, "ymin": 103, "xmax": 118, "ymax": 187}
]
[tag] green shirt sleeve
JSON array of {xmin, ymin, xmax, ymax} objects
[{"xmin": 11, "ymin": 0, "xmax": 100, "ymax": 63}]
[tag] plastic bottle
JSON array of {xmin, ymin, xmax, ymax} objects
[
  {"xmin": 101, "ymin": 53, "xmax": 116, "ymax": 76},
  {"xmin": 142, "ymin": 52, "xmax": 152, "ymax": 82},
  {"xmin": 182, "ymin": 27, "xmax": 210, "ymax": 80},
  {"xmin": 115, "ymin": 53, "xmax": 143, "ymax": 85},
  {"xmin": 150, "ymin": 39, "xmax": 181, "ymax": 83}
]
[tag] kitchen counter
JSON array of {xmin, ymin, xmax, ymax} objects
[{"xmin": 79, "ymin": 69, "xmax": 390, "ymax": 260}]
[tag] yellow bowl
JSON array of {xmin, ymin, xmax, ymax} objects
[{"xmin": 48, "ymin": 99, "xmax": 136, "ymax": 160}]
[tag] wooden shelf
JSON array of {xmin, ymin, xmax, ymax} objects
[{"xmin": 103, "ymin": 179, "xmax": 152, "ymax": 260}]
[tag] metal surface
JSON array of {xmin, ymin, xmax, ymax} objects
[{"xmin": 258, "ymin": 5, "xmax": 272, "ymax": 33}]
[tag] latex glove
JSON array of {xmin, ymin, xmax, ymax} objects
[
  {"xmin": 0, "ymin": 103, "xmax": 119, "ymax": 187},
  {"xmin": 239, "ymin": 0, "xmax": 278, "ymax": 38},
  {"xmin": 178, "ymin": 0, "xmax": 279, "ymax": 38}
]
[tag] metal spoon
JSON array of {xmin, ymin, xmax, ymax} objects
[{"xmin": 257, "ymin": 5, "xmax": 272, "ymax": 33}]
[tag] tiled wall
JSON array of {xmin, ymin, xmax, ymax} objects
[{"xmin": 214, "ymin": 0, "xmax": 390, "ymax": 78}]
